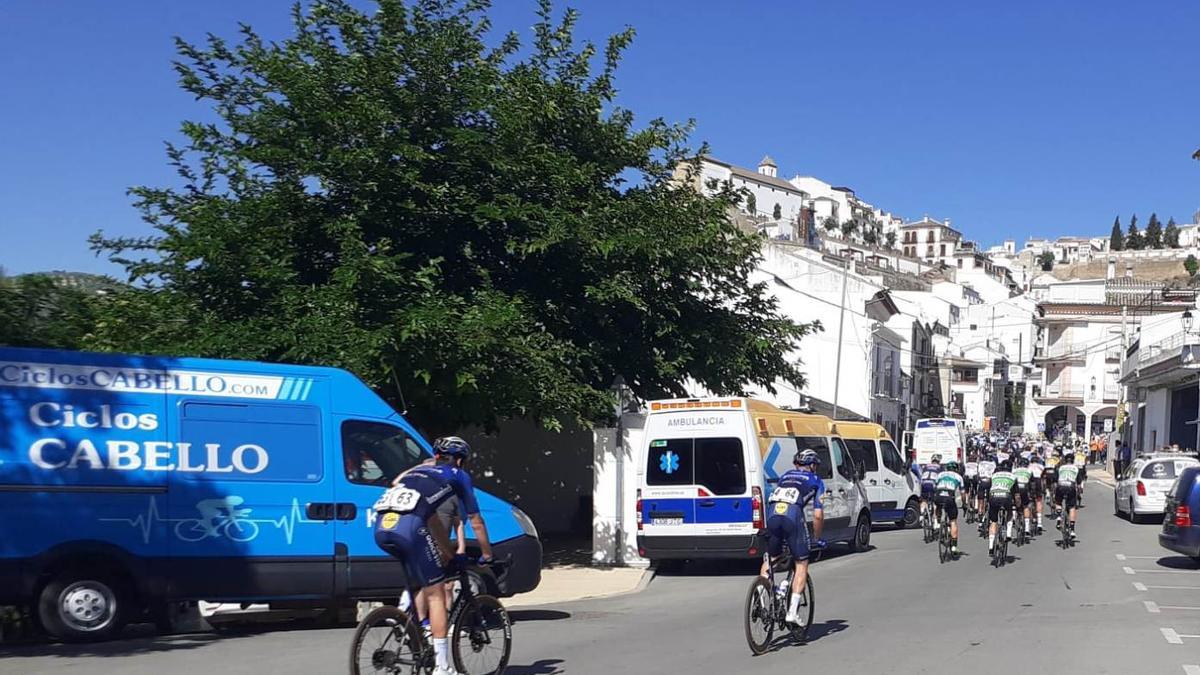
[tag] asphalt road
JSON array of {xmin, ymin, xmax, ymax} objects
[{"xmin": 5, "ymin": 478, "xmax": 1200, "ymax": 675}]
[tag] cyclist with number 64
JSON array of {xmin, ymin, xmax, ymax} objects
[
  {"xmin": 372, "ymin": 437, "xmax": 495, "ymax": 675},
  {"xmin": 760, "ymin": 449, "xmax": 827, "ymax": 626}
]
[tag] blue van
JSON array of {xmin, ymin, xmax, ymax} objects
[{"xmin": 0, "ymin": 347, "xmax": 541, "ymax": 641}]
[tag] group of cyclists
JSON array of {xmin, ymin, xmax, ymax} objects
[{"xmin": 917, "ymin": 434, "xmax": 1089, "ymax": 560}]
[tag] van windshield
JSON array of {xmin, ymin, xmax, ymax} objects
[
  {"xmin": 646, "ymin": 437, "xmax": 746, "ymax": 495},
  {"xmin": 341, "ymin": 421, "xmax": 428, "ymax": 486}
]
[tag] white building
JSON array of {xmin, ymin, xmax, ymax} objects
[
  {"xmin": 899, "ymin": 216, "xmax": 962, "ymax": 266},
  {"xmin": 1121, "ymin": 302, "xmax": 1200, "ymax": 454},
  {"xmin": 684, "ymin": 155, "xmax": 811, "ymax": 226}
]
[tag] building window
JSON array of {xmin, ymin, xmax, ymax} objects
[
  {"xmin": 940, "ymin": 244, "xmax": 947, "ymax": 256},
  {"xmin": 926, "ymin": 245, "xmax": 934, "ymax": 257},
  {"xmin": 926, "ymin": 231, "xmax": 935, "ymax": 243},
  {"xmin": 957, "ymin": 258, "xmax": 963, "ymax": 268},
  {"xmin": 952, "ymin": 368, "xmax": 978, "ymax": 383}
]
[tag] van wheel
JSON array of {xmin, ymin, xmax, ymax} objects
[
  {"xmin": 898, "ymin": 498, "xmax": 919, "ymax": 529},
  {"xmin": 37, "ymin": 570, "xmax": 129, "ymax": 642},
  {"xmin": 851, "ymin": 513, "xmax": 871, "ymax": 553}
]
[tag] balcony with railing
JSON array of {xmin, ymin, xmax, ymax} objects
[
  {"xmin": 1033, "ymin": 383, "xmax": 1085, "ymax": 404},
  {"xmin": 1034, "ymin": 340, "xmax": 1084, "ymax": 364},
  {"xmin": 1138, "ymin": 331, "xmax": 1187, "ymax": 369},
  {"xmin": 1102, "ymin": 385, "xmax": 1120, "ymax": 402}
]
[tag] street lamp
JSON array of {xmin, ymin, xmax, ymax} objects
[
  {"xmin": 1183, "ymin": 309, "xmax": 1194, "ymax": 335},
  {"xmin": 1184, "ymin": 311, "xmax": 1200, "ymax": 453}
]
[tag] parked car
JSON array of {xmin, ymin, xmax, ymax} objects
[
  {"xmin": 636, "ymin": 398, "xmax": 872, "ymax": 562},
  {"xmin": 1115, "ymin": 453, "xmax": 1200, "ymax": 523},
  {"xmin": 836, "ymin": 421, "xmax": 920, "ymax": 528},
  {"xmin": 1160, "ymin": 465, "xmax": 1200, "ymax": 560}
]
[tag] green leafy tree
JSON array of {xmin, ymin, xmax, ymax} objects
[
  {"xmin": 1165, "ymin": 217, "xmax": 1180, "ymax": 248},
  {"xmin": 822, "ymin": 215, "xmax": 839, "ymax": 232},
  {"xmin": 840, "ymin": 218, "xmax": 858, "ymax": 238},
  {"xmin": 89, "ymin": 0, "xmax": 816, "ymax": 433},
  {"xmin": 744, "ymin": 191, "xmax": 756, "ymax": 216},
  {"xmin": 885, "ymin": 231, "xmax": 897, "ymax": 249},
  {"xmin": 1145, "ymin": 213, "xmax": 1163, "ymax": 249},
  {"xmin": 1126, "ymin": 214, "xmax": 1144, "ymax": 250},
  {"xmin": 863, "ymin": 227, "xmax": 878, "ymax": 245},
  {"xmin": 1038, "ymin": 251, "xmax": 1055, "ymax": 271},
  {"xmin": 1187, "ymin": 255, "xmax": 1199, "ymax": 278},
  {"xmin": 1109, "ymin": 216, "xmax": 1124, "ymax": 251},
  {"xmin": 772, "ymin": 203, "xmax": 782, "ymax": 220},
  {"xmin": 0, "ymin": 274, "xmax": 100, "ymax": 349}
]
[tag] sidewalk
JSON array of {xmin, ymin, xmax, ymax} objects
[
  {"xmin": 1089, "ymin": 466, "xmax": 1116, "ymax": 486},
  {"xmin": 504, "ymin": 535, "xmax": 652, "ymax": 608}
]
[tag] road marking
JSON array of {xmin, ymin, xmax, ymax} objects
[
  {"xmin": 1159, "ymin": 605, "xmax": 1200, "ymax": 612},
  {"xmin": 1145, "ymin": 600, "xmax": 1161, "ymax": 613},
  {"xmin": 1124, "ymin": 568, "xmax": 1200, "ymax": 575},
  {"xmin": 1163, "ymin": 628, "xmax": 1184, "ymax": 644},
  {"xmin": 1124, "ymin": 566, "xmax": 1136, "ymax": 575},
  {"xmin": 1182, "ymin": 665, "xmax": 1200, "ymax": 675},
  {"xmin": 1117, "ymin": 554, "xmax": 1161, "ymax": 560},
  {"xmin": 1134, "ymin": 582, "xmax": 1148, "ymax": 591},
  {"xmin": 1138, "ymin": 584, "xmax": 1200, "ymax": 591}
]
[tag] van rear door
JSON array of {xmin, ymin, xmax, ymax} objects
[{"xmin": 640, "ymin": 410, "xmax": 754, "ymax": 544}]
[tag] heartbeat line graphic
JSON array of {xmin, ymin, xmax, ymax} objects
[{"xmin": 100, "ymin": 496, "xmax": 319, "ymax": 545}]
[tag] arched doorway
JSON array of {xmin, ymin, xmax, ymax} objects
[
  {"xmin": 1044, "ymin": 405, "xmax": 1084, "ymax": 442},
  {"xmin": 1089, "ymin": 406, "xmax": 1118, "ymax": 439}
]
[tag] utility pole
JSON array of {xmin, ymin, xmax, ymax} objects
[
  {"xmin": 1119, "ymin": 303, "xmax": 1129, "ymax": 455},
  {"xmin": 831, "ymin": 259, "xmax": 850, "ymax": 421}
]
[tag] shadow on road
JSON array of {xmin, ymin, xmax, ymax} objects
[
  {"xmin": 1156, "ymin": 556, "xmax": 1200, "ymax": 571},
  {"xmin": 504, "ymin": 658, "xmax": 566, "ymax": 674},
  {"xmin": 510, "ymin": 609, "xmax": 571, "ymax": 623},
  {"xmin": 805, "ymin": 618, "xmax": 849, "ymax": 642},
  {"xmin": 0, "ymin": 631, "xmax": 241, "ymax": 658}
]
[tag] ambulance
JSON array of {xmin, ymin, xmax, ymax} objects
[{"xmin": 635, "ymin": 398, "xmax": 872, "ymax": 562}]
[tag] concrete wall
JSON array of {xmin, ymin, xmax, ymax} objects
[
  {"xmin": 592, "ymin": 414, "xmax": 648, "ymax": 567},
  {"xmin": 1135, "ymin": 390, "xmax": 1172, "ymax": 455},
  {"xmin": 455, "ymin": 418, "xmax": 594, "ymax": 537}
]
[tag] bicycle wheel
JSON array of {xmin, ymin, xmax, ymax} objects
[
  {"xmin": 350, "ymin": 605, "xmax": 423, "ymax": 675},
  {"xmin": 937, "ymin": 516, "xmax": 948, "ymax": 564},
  {"xmin": 452, "ymin": 594, "xmax": 511, "ymax": 675},
  {"xmin": 788, "ymin": 575, "xmax": 815, "ymax": 643},
  {"xmin": 744, "ymin": 577, "xmax": 774, "ymax": 655}
]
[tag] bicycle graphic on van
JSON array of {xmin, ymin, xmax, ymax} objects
[
  {"xmin": 100, "ymin": 495, "xmax": 317, "ymax": 545},
  {"xmin": 173, "ymin": 497, "xmax": 261, "ymax": 542}
]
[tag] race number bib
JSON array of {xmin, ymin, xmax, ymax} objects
[
  {"xmin": 374, "ymin": 487, "xmax": 422, "ymax": 513},
  {"xmin": 770, "ymin": 487, "xmax": 801, "ymax": 504}
]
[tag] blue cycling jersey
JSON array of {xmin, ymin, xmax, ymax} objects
[
  {"xmin": 920, "ymin": 463, "xmax": 942, "ymax": 484},
  {"xmin": 373, "ymin": 463, "xmax": 480, "ymax": 520},
  {"xmin": 769, "ymin": 469, "xmax": 825, "ymax": 514}
]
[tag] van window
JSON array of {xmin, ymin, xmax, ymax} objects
[
  {"xmin": 880, "ymin": 440, "xmax": 904, "ymax": 474},
  {"xmin": 341, "ymin": 421, "xmax": 427, "ymax": 486},
  {"xmin": 794, "ymin": 436, "xmax": 833, "ymax": 481},
  {"xmin": 843, "ymin": 439, "xmax": 879, "ymax": 472},
  {"xmin": 180, "ymin": 402, "xmax": 322, "ymax": 482},
  {"xmin": 831, "ymin": 438, "xmax": 855, "ymax": 480},
  {"xmin": 645, "ymin": 437, "xmax": 746, "ymax": 495}
]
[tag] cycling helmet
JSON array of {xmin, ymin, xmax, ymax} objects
[
  {"xmin": 998, "ymin": 460, "xmax": 1013, "ymax": 472},
  {"xmin": 432, "ymin": 436, "xmax": 472, "ymax": 458},
  {"xmin": 944, "ymin": 460, "xmax": 961, "ymax": 473},
  {"xmin": 795, "ymin": 449, "xmax": 821, "ymax": 466},
  {"xmin": 930, "ymin": 453, "xmax": 943, "ymax": 464}
]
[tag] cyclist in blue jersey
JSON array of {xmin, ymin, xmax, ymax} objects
[
  {"xmin": 760, "ymin": 449, "xmax": 827, "ymax": 626},
  {"xmin": 374, "ymin": 437, "xmax": 495, "ymax": 675}
]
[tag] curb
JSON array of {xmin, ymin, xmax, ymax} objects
[{"xmin": 506, "ymin": 567, "xmax": 656, "ymax": 610}]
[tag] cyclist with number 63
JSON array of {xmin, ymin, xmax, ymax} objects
[
  {"xmin": 373, "ymin": 436, "xmax": 495, "ymax": 675},
  {"xmin": 760, "ymin": 449, "xmax": 827, "ymax": 626}
]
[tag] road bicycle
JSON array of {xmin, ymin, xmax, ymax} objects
[
  {"xmin": 350, "ymin": 557, "xmax": 512, "ymax": 675},
  {"xmin": 963, "ymin": 492, "xmax": 978, "ymax": 524},
  {"xmin": 744, "ymin": 541, "xmax": 824, "ymax": 654},
  {"xmin": 921, "ymin": 502, "xmax": 935, "ymax": 544},
  {"xmin": 936, "ymin": 508, "xmax": 953, "ymax": 564},
  {"xmin": 991, "ymin": 506, "xmax": 1010, "ymax": 568}
]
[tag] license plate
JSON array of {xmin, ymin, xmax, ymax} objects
[{"xmin": 652, "ymin": 517, "xmax": 683, "ymax": 526}]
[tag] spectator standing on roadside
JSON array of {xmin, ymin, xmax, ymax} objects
[{"xmin": 1115, "ymin": 440, "xmax": 1130, "ymax": 477}]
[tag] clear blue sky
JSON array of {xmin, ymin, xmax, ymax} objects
[{"xmin": 3, "ymin": 1, "xmax": 1199, "ymax": 276}]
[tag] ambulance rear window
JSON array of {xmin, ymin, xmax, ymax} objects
[{"xmin": 646, "ymin": 437, "xmax": 746, "ymax": 495}]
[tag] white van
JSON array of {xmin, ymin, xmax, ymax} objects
[
  {"xmin": 912, "ymin": 418, "xmax": 966, "ymax": 466},
  {"xmin": 836, "ymin": 421, "xmax": 921, "ymax": 528},
  {"xmin": 635, "ymin": 398, "xmax": 872, "ymax": 562}
]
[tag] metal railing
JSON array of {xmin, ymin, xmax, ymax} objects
[
  {"xmin": 1139, "ymin": 332, "xmax": 1186, "ymax": 366},
  {"xmin": 1037, "ymin": 385, "xmax": 1085, "ymax": 400}
]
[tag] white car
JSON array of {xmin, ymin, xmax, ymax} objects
[{"xmin": 1115, "ymin": 454, "xmax": 1200, "ymax": 523}]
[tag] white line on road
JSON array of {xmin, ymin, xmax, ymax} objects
[
  {"xmin": 1117, "ymin": 554, "xmax": 1161, "ymax": 560},
  {"xmin": 1137, "ymin": 584, "xmax": 1200, "ymax": 591},
  {"xmin": 1183, "ymin": 665, "xmax": 1200, "ymax": 675},
  {"xmin": 1158, "ymin": 605, "xmax": 1200, "ymax": 611},
  {"xmin": 1146, "ymin": 600, "xmax": 1161, "ymax": 613},
  {"xmin": 1134, "ymin": 582, "xmax": 1148, "ymax": 591},
  {"xmin": 1125, "ymin": 566, "xmax": 1136, "ymax": 575},
  {"xmin": 1163, "ymin": 628, "xmax": 1184, "ymax": 644},
  {"xmin": 1125, "ymin": 568, "xmax": 1200, "ymax": 575}
]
